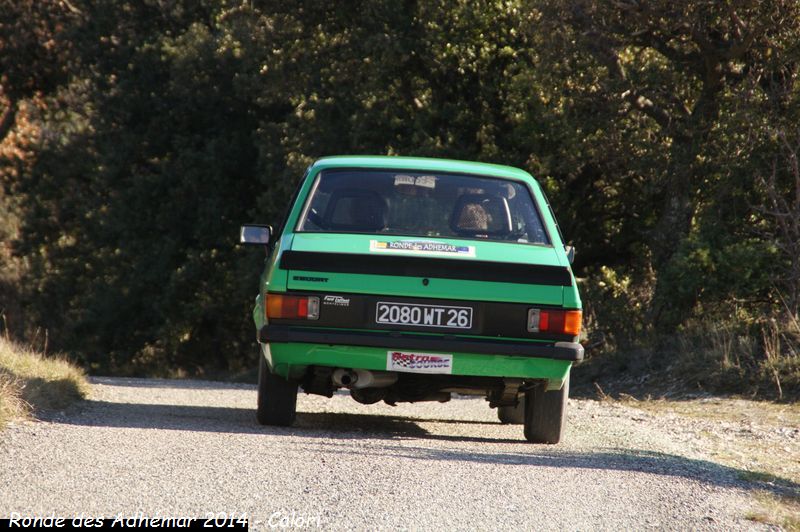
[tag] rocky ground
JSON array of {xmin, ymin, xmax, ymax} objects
[{"xmin": 1, "ymin": 377, "xmax": 797, "ymax": 530}]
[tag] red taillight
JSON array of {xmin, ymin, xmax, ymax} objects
[
  {"xmin": 528, "ymin": 308, "xmax": 581, "ymax": 337},
  {"xmin": 266, "ymin": 294, "xmax": 319, "ymax": 320}
]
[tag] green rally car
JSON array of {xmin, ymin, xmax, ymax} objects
[{"xmin": 240, "ymin": 156, "xmax": 583, "ymax": 443}]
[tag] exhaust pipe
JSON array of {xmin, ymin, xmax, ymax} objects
[
  {"xmin": 332, "ymin": 369, "xmax": 357, "ymax": 387},
  {"xmin": 332, "ymin": 369, "xmax": 397, "ymax": 389}
]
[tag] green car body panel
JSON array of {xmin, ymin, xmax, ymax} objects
[
  {"xmin": 250, "ymin": 156, "xmax": 582, "ymax": 393},
  {"xmin": 266, "ymin": 343, "xmax": 571, "ymax": 391}
]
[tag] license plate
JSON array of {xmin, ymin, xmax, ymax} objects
[{"xmin": 375, "ymin": 302, "xmax": 473, "ymax": 329}]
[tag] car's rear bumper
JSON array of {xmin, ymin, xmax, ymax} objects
[
  {"xmin": 261, "ymin": 340, "xmax": 572, "ymax": 387},
  {"xmin": 260, "ymin": 325, "xmax": 584, "ymax": 361}
]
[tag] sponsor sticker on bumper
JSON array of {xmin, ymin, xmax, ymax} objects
[{"xmin": 387, "ymin": 350, "xmax": 453, "ymax": 374}]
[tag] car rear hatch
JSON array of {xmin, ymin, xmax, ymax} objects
[{"xmin": 265, "ymin": 233, "xmax": 581, "ymax": 356}]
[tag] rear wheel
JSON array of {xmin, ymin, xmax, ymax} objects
[
  {"xmin": 523, "ymin": 374, "xmax": 569, "ymax": 444},
  {"xmin": 256, "ymin": 352, "xmax": 298, "ymax": 426},
  {"xmin": 497, "ymin": 396, "xmax": 525, "ymax": 424}
]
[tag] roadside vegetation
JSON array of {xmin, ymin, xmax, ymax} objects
[
  {"xmin": 575, "ymin": 315, "xmax": 800, "ymax": 402},
  {"xmin": 577, "ymin": 270, "xmax": 800, "ymax": 402},
  {"xmin": 0, "ymin": 1, "xmax": 798, "ymax": 400},
  {"xmin": 748, "ymin": 492, "xmax": 800, "ymax": 532},
  {"xmin": 0, "ymin": 336, "xmax": 88, "ymax": 427}
]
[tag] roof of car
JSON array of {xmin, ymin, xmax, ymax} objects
[{"xmin": 310, "ymin": 156, "xmax": 536, "ymax": 183}]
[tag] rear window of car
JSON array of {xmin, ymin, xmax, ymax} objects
[{"xmin": 297, "ymin": 169, "xmax": 551, "ymax": 245}]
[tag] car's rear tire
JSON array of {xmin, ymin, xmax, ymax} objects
[
  {"xmin": 256, "ymin": 352, "xmax": 298, "ymax": 426},
  {"xmin": 523, "ymin": 374, "xmax": 569, "ymax": 444},
  {"xmin": 497, "ymin": 396, "xmax": 525, "ymax": 424}
]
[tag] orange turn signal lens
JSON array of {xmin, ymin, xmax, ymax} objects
[
  {"xmin": 266, "ymin": 293, "xmax": 319, "ymax": 320},
  {"xmin": 563, "ymin": 310, "xmax": 582, "ymax": 337}
]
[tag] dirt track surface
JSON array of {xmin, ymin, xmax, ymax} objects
[{"xmin": 0, "ymin": 377, "xmax": 789, "ymax": 530}]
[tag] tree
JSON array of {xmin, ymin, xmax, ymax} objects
[
  {"xmin": 7, "ymin": 0, "xmax": 800, "ymax": 379},
  {"xmin": 538, "ymin": 0, "xmax": 800, "ymax": 330},
  {"xmin": 0, "ymin": 0, "xmax": 81, "ymax": 141}
]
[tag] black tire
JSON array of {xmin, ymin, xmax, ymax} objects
[
  {"xmin": 523, "ymin": 373, "xmax": 569, "ymax": 444},
  {"xmin": 256, "ymin": 352, "xmax": 298, "ymax": 426},
  {"xmin": 497, "ymin": 396, "xmax": 525, "ymax": 424}
]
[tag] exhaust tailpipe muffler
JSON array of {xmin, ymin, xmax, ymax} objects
[{"xmin": 332, "ymin": 368, "xmax": 397, "ymax": 389}]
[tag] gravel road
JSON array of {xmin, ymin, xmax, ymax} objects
[{"xmin": 0, "ymin": 377, "xmax": 785, "ymax": 530}]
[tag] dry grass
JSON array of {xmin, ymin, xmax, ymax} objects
[
  {"xmin": 0, "ymin": 372, "xmax": 29, "ymax": 426},
  {"xmin": 577, "ymin": 316, "xmax": 800, "ymax": 402},
  {"xmin": 0, "ymin": 336, "xmax": 88, "ymax": 426},
  {"xmin": 746, "ymin": 491, "xmax": 800, "ymax": 531},
  {"xmin": 623, "ymin": 397, "xmax": 800, "ymax": 529}
]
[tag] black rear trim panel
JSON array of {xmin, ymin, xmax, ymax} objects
[{"xmin": 280, "ymin": 251, "xmax": 572, "ymax": 286}]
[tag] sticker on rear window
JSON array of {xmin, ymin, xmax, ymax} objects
[
  {"xmin": 370, "ymin": 240, "xmax": 475, "ymax": 257},
  {"xmin": 393, "ymin": 174, "xmax": 436, "ymax": 188},
  {"xmin": 387, "ymin": 351, "xmax": 453, "ymax": 374}
]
